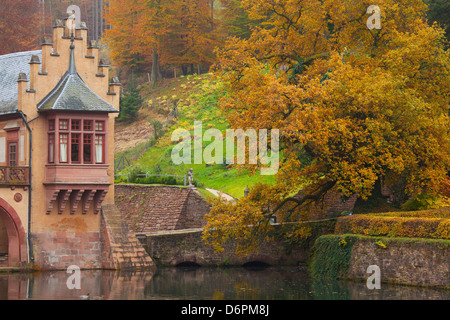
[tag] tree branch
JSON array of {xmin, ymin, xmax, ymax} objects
[{"xmin": 263, "ymin": 180, "xmax": 336, "ymax": 220}]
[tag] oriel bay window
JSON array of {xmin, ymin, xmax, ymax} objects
[
  {"xmin": 59, "ymin": 133, "xmax": 68, "ymax": 163},
  {"xmin": 83, "ymin": 134, "xmax": 92, "ymax": 163},
  {"xmin": 48, "ymin": 134, "xmax": 55, "ymax": 163},
  {"xmin": 48, "ymin": 117, "xmax": 107, "ymax": 164},
  {"xmin": 71, "ymin": 134, "xmax": 80, "ymax": 163},
  {"xmin": 95, "ymin": 135, "xmax": 104, "ymax": 163}
]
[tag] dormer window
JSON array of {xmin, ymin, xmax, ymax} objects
[{"xmin": 48, "ymin": 116, "xmax": 107, "ymax": 165}]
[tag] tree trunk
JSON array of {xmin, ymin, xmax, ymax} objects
[
  {"xmin": 210, "ymin": 0, "xmax": 214, "ymax": 31},
  {"xmin": 181, "ymin": 65, "xmax": 188, "ymax": 76},
  {"xmin": 151, "ymin": 50, "xmax": 162, "ymax": 87}
]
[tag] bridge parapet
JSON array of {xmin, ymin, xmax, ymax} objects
[{"xmin": 138, "ymin": 220, "xmax": 336, "ymax": 267}]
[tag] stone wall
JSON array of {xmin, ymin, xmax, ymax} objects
[
  {"xmin": 141, "ymin": 221, "xmax": 336, "ymax": 267},
  {"xmin": 31, "ymin": 231, "xmax": 102, "ymax": 270},
  {"xmin": 30, "ymin": 204, "xmax": 155, "ymax": 270},
  {"xmin": 311, "ymin": 234, "xmax": 450, "ymax": 288},
  {"xmin": 0, "ymin": 218, "xmax": 7, "ymax": 253},
  {"xmin": 114, "ymin": 185, "xmax": 210, "ymax": 233},
  {"xmin": 183, "ymin": 188, "xmax": 212, "ymax": 229},
  {"xmin": 101, "ymin": 204, "xmax": 154, "ymax": 270},
  {"xmin": 347, "ymin": 237, "xmax": 449, "ymax": 288}
]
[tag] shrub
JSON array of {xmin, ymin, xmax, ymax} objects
[
  {"xmin": 135, "ymin": 175, "xmax": 181, "ymax": 186},
  {"xmin": 335, "ymin": 213, "xmax": 449, "ymax": 239},
  {"xmin": 148, "ymin": 119, "xmax": 164, "ymax": 139},
  {"xmin": 374, "ymin": 207, "xmax": 450, "ymax": 219},
  {"xmin": 311, "ymin": 235, "xmax": 356, "ymax": 279},
  {"xmin": 401, "ymin": 194, "xmax": 450, "ymax": 211},
  {"xmin": 117, "ymin": 84, "xmax": 143, "ymax": 123},
  {"xmin": 127, "ymin": 166, "xmax": 146, "ymax": 183}
]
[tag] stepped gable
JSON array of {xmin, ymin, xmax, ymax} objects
[
  {"xmin": 37, "ymin": 38, "xmax": 118, "ymax": 113},
  {"xmin": 114, "ymin": 185, "xmax": 210, "ymax": 233}
]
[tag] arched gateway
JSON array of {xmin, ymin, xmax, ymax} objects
[{"xmin": 0, "ymin": 198, "xmax": 27, "ymax": 267}]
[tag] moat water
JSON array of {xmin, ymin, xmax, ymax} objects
[{"xmin": 0, "ymin": 266, "xmax": 448, "ymax": 300}]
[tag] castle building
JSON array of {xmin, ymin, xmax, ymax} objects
[{"xmin": 0, "ymin": 17, "xmax": 128, "ymax": 269}]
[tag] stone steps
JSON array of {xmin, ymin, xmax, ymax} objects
[{"xmin": 102, "ymin": 204, "xmax": 154, "ymax": 270}]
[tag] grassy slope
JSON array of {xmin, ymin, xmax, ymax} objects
[{"xmin": 116, "ymin": 73, "xmax": 276, "ymax": 199}]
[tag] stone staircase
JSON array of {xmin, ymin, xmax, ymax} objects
[{"xmin": 101, "ymin": 204, "xmax": 154, "ymax": 270}]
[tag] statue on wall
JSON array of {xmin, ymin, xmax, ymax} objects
[{"xmin": 187, "ymin": 168, "xmax": 194, "ymax": 187}]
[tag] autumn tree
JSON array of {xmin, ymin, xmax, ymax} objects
[
  {"xmin": 0, "ymin": 0, "xmax": 42, "ymax": 55},
  {"xmin": 218, "ymin": 0, "xmax": 259, "ymax": 39},
  {"xmin": 426, "ymin": 0, "xmax": 450, "ymax": 42},
  {"xmin": 104, "ymin": 0, "xmax": 221, "ymax": 84},
  {"xmin": 203, "ymin": 0, "xmax": 450, "ymax": 255},
  {"xmin": 161, "ymin": 0, "xmax": 221, "ymax": 75},
  {"xmin": 39, "ymin": 0, "xmax": 101, "ymax": 40}
]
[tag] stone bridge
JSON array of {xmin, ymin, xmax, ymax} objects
[
  {"xmin": 136, "ymin": 221, "xmax": 336, "ymax": 267},
  {"xmin": 113, "ymin": 184, "xmax": 338, "ymax": 268}
]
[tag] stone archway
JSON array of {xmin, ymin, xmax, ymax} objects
[{"xmin": 0, "ymin": 198, "xmax": 27, "ymax": 267}]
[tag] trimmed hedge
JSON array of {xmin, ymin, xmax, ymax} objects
[
  {"xmin": 335, "ymin": 212, "xmax": 450, "ymax": 239},
  {"xmin": 373, "ymin": 207, "xmax": 450, "ymax": 219}
]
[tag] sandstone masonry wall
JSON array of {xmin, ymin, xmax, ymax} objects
[
  {"xmin": 114, "ymin": 185, "xmax": 210, "ymax": 233},
  {"xmin": 31, "ymin": 231, "xmax": 102, "ymax": 270},
  {"xmin": 141, "ymin": 221, "xmax": 336, "ymax": 267},
  {"xmin": 347, "ymin": 237, "xmax": 449, "ymax": 288},
  {"xmin": 312, "ymin": 234, "xmax": 449, "ymax": 288}
]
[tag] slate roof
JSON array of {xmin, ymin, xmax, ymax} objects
[
  {"xmin": 0, "ymin": 44, "xmax": 118, "ymax": 116},
  {"xmin": 37, "ymin": 44, "xmax": 118, "ymax": 113},
  {"xmin": 0, "ymin": 50, "xmax": 42, "ymax": 115}
]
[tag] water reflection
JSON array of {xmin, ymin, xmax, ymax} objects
[{"xmin": 0, "ymin": 267, "xmax": 448, "ymax": 300}]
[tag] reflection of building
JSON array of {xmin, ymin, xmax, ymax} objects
[{"xmin": 0, "ymin": 17, "xmax": 121, "ymax": 269}]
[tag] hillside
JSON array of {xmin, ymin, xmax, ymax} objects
[{"xmin": 114, "ymin": 73, "xmax": 276, "ymax": 199}]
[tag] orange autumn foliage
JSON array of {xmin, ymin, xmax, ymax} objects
[
  {"xmin": 104, "ymin": 0, "xmax": 221, "ymax": 73},
  {"xmin": 203, "ymin": 0, "xmax": 450, "ymax": 255},
  {"xmin": 0, "ymin": 0, "xmax": 41, "ymax": 55}
]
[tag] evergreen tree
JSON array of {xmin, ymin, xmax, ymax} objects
[{"xmin": 117, "ymin": 84, "xmax": 143, "ymax": 123}]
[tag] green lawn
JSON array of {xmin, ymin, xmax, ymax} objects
[{"xmin": 116, "ymin": 73, "xmax": 277, "ymax": 199}]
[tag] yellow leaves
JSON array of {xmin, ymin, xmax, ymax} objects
[
  {"xmin": 336, "ymin": 212, "xmax": 450, "ymax": 240},
  {"xmin": 202, "ymin": 195, "xmax": 271, "ymax": 256},
  {"xmin": 105, "ymin": 0, "xmax": 221, "ymax": 69},
  {"xmin": 205, "ymin": 0, "xmax": 450, "ymax": 255},
  {"xmin": 375, "ymin": 240, "xmax": 387, "ymax": 249}
]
